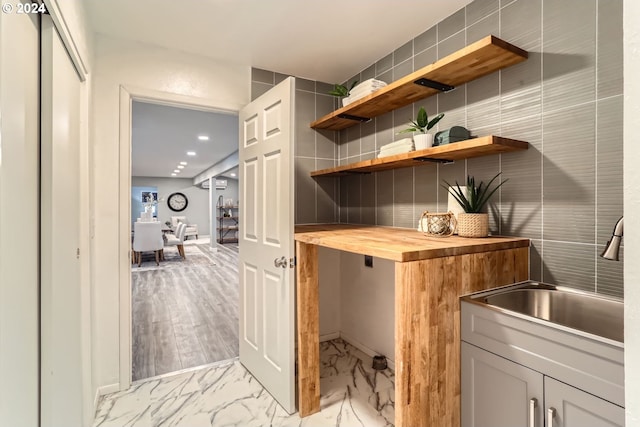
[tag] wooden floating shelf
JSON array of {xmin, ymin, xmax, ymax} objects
[
  {"xmin": 310, "ymin": 136, "xmax": 528, "ymax": 177},
  {"xmin": 310, "ymin": 35, "xmax": 528, "ymax": 131}
]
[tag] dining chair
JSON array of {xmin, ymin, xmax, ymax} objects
[
  {"xmin": 132, "ymin": 221, "xmax": 164, "ymax": 266},
  {"xmin": 165, "ymin": 222, "xmax": 187, "ymax": 259},
  {"xmin": 170, "ymin": 216, "xmax": 198, "ymax": 240}
]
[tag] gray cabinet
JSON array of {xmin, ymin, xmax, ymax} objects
[
  {"xmin": 462, "ymin": 343, "xmax": 624, "ymax": 427},
  {"xmin": 545, "ymin": 377, "xmax": 624, "ymax": 427},
  {"xmin": 462, "ymin": 342, "xmax": 543, "ymax": 427},
  {"xmin": 461, "ymin": 299, "xmax": 625, "ymax": 427}
]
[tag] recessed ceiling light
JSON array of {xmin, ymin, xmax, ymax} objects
[
  {"xmin": 180, "ymin": 161, "xmax": 188, "ymax": 165},
  {"xmin": 171, "ymin": 173, "xmax": 177, "ymax": 176},
  {"xmin": 177, "ymin": 165, "xmax": 185, "ymax": 169},
  {"xmin": 198, "ymin": 135, "xmax": 210, "ymax": 141},
  {"xmin": 173, "ymin": 169, "xmax": 180, "ymax": 173},
  {"xmin": 230, "ymin": 173, "xmax": 236, "ymax": 177},
  {"xmin": 187, "ymin": 151, "xmax": 196, "ymax": 156}
]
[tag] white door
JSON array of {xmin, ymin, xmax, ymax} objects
[
  {"xmin": 0, "ymin": 10, "xmax": 40, "ymax": 427},
  {"xmin": 239, "ymin": 77, "xmax": 296, "ymax": 413},
  {"xmin": 40, "ymin": 15, "xmax": 84, "ymax": 427}
]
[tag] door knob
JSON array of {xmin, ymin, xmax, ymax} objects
[{"xmin": 274, "ymin": 256, "xmax": 287, "ymax": 268}]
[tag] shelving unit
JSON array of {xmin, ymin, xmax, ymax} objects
[
  {"xmin": 310, "ymin": 136, "xmax": 528, "ymax": 177},
  {"xmin": 217, "ymin": 206, "xmax": 239, "ymax": 244},
  {"xmin": 310, "ymin": 35, "xmax": 528, "ymax": 131}
]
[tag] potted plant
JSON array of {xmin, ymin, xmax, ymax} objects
[
  {"xmin": 442, "ymin": 173, "xmax": 507, "ymax": 237},
  {"xmin": 328, "ymin": 80, "xmax": 358, "ymax": 107},
  {"xmin": 399, "ymin": 106, "xmax": 444, "ymax": 150}
]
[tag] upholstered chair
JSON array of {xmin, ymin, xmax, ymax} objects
[{"xmin": 132, "ymin": 221, "xmax": 164, "ymax": 266}]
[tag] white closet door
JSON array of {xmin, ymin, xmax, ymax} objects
[
  {"xmin": 0, "ymin": 10, "xmax": 40, "ymax": 427},
  {"xmin": 40, "ymin": 15, "xmax": 84, "ymax": 427}
]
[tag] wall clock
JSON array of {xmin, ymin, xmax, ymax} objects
[{"xmin": 167, "ymin": 192, "xmax": 188, "ymax": 212}]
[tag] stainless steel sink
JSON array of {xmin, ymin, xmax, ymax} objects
[{"xmin": 464, "ymin": 281, "xmax": 624, "ymax": 343}]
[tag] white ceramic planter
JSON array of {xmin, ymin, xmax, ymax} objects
[
  {"xmin": 413, "ymin": 133, "xmax": 434, "ymax": 150},
  {"xmin": 342, "ymin": 96, "xmax": 352, "ymax": 107}
]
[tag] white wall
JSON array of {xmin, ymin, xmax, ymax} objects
[
  {"xmin": 318, "ymin": 248, "xmax": 341, "ymax": 337},
  {"xmin": 624, "ymin": 0, "xmax": 640, "ymax": 424},
  {"xmin": 91, "ymin": 34, "xmax": 250, "ymax": 391},
  {"xmin": 132, "ymin": 177, "xmax": 211, "ymax": 235},
  {"xmin": 316, "ymin": 249, "xmax": 395, "ymax": 364},
  {"xmin": 338, "ymin": 253, "xmax": 395, "ymax": 364}
]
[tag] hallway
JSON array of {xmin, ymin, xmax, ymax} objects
[{"xmin": 132, "ymin": 241, "xmax": 239, "ymax": 380}]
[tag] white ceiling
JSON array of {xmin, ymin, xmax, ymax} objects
[
  {"xmin": 96, "ymin": 0, "xmax": 473, "ymax": 178},
  {"xmin": 131, "ymin": 101, "xmax": 238, "ymax": 178},
  {"xmin": 85, "ymin": 0, "xmax": 472, "ymax": 83},
  {"xmin": 219, "ymin": 167, "xmax": 239, "ymax": 180}
]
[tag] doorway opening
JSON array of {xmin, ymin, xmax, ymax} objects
[{"xmin": 129, "ymin": 99, "xmax": 240, "ymax": 381}]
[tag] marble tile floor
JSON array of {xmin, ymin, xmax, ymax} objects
[{"xmin": 94, "ymin": 338, "xmax": 395, "ymax": 427}]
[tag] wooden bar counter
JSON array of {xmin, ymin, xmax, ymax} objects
[{"xmin": 294, "ymin": 224, "xmax": 529, "ymax": 427}]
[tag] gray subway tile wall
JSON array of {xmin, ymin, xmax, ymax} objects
[
  {"xmin": 597, "ymin": 0, "xmax": 623, "ymax": 98},
  {"xmin": 250, "ymin": 0, "xmax": 623, "ymax": 297},
  {"xmin": 438, "ymin": 8, "xmax": 466, "ymax": 42},
  {"xmin": 466, "ymin": 0, "xmax": 500, "ymax": 26},
  {"xmin": 251, "ymin": 69, "xmax": 339, "ymax": 225},
  {"xmin": 333, "ymin": 0, "xmax": 622, "ymax": 297}
]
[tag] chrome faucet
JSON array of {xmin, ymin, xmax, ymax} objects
[{"xmin": 601, "ymin": 216, "xmax": 624, "ymax": 261}]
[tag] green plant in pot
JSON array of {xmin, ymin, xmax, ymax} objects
[
  {"xmin": 442, "ymin": 172, "xmax": 507, "ymax": 237},
  {"xmin": 399, "ymin": 107, "xmax": 444, "ymax": 150},
  {"xmin": 328, "ymin": 80, "xmax": 358, "ymax": 107}
]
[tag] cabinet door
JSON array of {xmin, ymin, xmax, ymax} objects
[
  {"xmin": 462, "ymin": 342, "xmax": 544, "ymax": 427},
  {"xmin": 545, "ymin": 377, "xmax": 624, "ymax": 427}
]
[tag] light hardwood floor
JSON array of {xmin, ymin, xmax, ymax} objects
[{"xmin": 132, "ymin": 243, "xmax": 239, "ymax": 381}]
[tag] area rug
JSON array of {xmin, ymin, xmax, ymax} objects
[{"xmin": 132, "ymin": 244, "xmax": 216, "ymax": 272}]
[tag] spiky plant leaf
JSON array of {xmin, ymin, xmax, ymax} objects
[
  {"xmin": 416, "ymin": 107, "xmax": 428, "ymax": 128},
  {"xmin": 426, "ymin": 113, "xmax": 445, "ymax": 130},
  {"xmin": 397, "ymin": 106, "xmax": 445, "ymax": 134},
  {"xmin": 442, "ymin": 173, "xmax": 507, "ymax": 213}
]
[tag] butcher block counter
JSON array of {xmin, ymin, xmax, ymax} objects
[{"xmin": 294, "ymin": 224, "xmax": 529, "ymax": 427}]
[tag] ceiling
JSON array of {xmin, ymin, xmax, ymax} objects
[
  {"xmin": 98, "ymin": 1, "xmax": 473, "ymax": 179},
  {"xmin": 85, "ymin": 0, "xmax": 472, "ymax": 83},
  {"xmin": 131, "ymin": 101, "xmax": 238, "ymax": 178},
  {"xmin": 219, "ymin": 167, "xmax": 239, "ymax": 180}
]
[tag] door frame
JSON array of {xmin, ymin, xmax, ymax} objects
[{"xmin": 117, "ymin": 85, "xmax": 244, "ymax": 389}]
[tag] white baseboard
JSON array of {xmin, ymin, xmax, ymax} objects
[
  {"xmin": 96, "ymin": 383, "xmax": 120, "ymax": 399},
  {"xmin": 319, "ymin": 332, "xmax": 340, "ymax": 342},
  {"xmin": 91, "ymin": 384, "xmax": 119, "ymax": 426},
  {"xmin": 93, "ymin": 389, "xmax": 100, "ymax": 418},
  {"xmin": 338, "ymin": 332, "xmax": 396, "ymax": 371}
]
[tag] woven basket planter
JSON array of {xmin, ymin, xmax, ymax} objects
[{"xmin": 457, "ymin": 213, "xmax": 489, "ymax": 237}]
